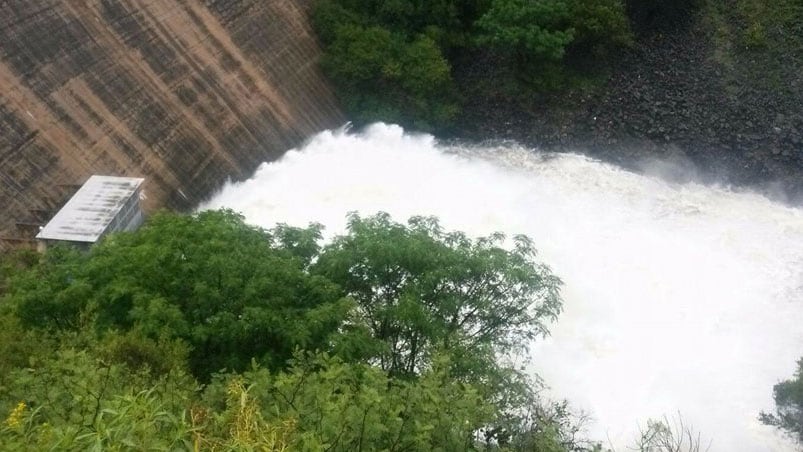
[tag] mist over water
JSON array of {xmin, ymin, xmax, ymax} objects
[{"xmin": 201, "ymin": 123, "xmax": 803, "ymax": 451}]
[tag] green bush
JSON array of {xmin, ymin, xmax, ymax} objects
[
  {"xmin": 6, "ymin": 210, "xmax": 351, "ymax": 380},
  {"xmin": 476, "ymin": 0, "xmax": 575, "ymax": 66},
  {"xmin": 0, "ymin": 210, "xmax": 595, "ymax": 450},
  {"xmin": 321, "ymin": 23, "xmax": 458, "ymax": 128},
  {"xmin": 312, "ymin": 212, "xmax": 562, "ymax": 380},
  {"xmin": 760, "ymin": 358, "xmax": 803, "ymax": 444},
  {"xmin": 476, "ymin": 0, "xmax": 632, "ymax": 85},
  {"xmin": 567, "ymin": 0, "xmax": 633, "ymax": 56},
  {"xmin": 201, "ymin": 353, "xmax": 495, "ymax": 451},
  {"xmin": 311, "ymin": 0, "xmax": 363, "ymax": 44},
  {"xmin": 313, "ymin": 0, "xmax": 637, "ymax": 125}
]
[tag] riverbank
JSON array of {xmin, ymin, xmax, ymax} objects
[{"xmin": 450, "ymin": 6, "xmax": 803, "ymax": 203}]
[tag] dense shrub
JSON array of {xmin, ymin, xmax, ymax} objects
[
  {"xmin": 0, "ymin": 210, "xmax": 591, "ymax": 450},
  {"xmin": 313, "ymin": 0, "xmax": 633, "ymax": 126},
  {"xmin": 476, "ymin": 0, "xmax": 575, "ymax": 66},
  {"xmin": 567, "ymin": 0, "xmax": 633, "ymax": 56},
  {"xmin": 6, "ymin": 210, "xmax": 351, "ymax": 380},
  {"xmin": 321, "ymin": 24, "xmax": 458, "ymax": 128},
  {"xmin": 760, "ymin": 359, "xmax": 803, "ymax": 444}
]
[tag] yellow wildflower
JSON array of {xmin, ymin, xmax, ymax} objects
[{"xmin": 4, "ymin": 401, "xmax": 26, "ymax": 429}]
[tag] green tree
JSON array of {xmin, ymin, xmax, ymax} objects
[
  {"xmin": 476, "ymin": 0, "xmax": 575, "ymax": 68},
  {"xmin": 312, "ymin": 0, "xmax": 639, "ymax": 125},
  {"xmin": 6, "ymin": 210, "xmax": 351, "ymax": 380},
  {"xmin": 0, "ymin": 249, "xmax": 38, "ymax": 297},
  {"xmin": 567, "ymin": 0, "xmax": 632, "ymax": 57},
  {"xmin": 0, "ymin": 210, "xmax": 596, "ymax": 450},
  {"xmin": 320, "ymin": 23, "xmax": 458, "ymax": 128},
  {"xmin": 313, "ymin": 212, "xmax": 562, "ymax": 380},
  {"xmin": 760, "ymin": 358, "xmax": 803, "ymax": 444},
  {"xmin": 315, "ymin": 0, "xmax": 488, "ymax": 47},
  {"xmin": 311, "ymin": 0, "xmax": 364, "ymax": 44},
  {"xmin": 9, "ymin": 245, "xmax": 92, "ymax": 331}
]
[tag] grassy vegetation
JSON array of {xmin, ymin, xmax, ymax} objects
[{"xmin": 704, "ymin": 0, "xmax": 803, "ymax": 94}]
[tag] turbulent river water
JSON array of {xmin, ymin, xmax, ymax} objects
[{"xmin": 201, "ymin": 123, "xmax": 803, "ymax": 451}]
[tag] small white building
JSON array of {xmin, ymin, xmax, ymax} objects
[{"xmin": 36, "ymin": 175, "xmax": 145, "ymax": 251}]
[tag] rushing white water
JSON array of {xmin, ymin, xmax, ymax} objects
[{"xmin": 201, "ymin": 123, "xmax": 803, "ymax": 451}]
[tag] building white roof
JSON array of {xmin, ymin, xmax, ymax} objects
[{"xmin": 36, "ymin": 175, "xmax": 144, "ymax": 243}]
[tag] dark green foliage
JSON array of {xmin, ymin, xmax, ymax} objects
[
  {"xmin": 313, "ymin": 0, "xmax": 632, "ymax": 126},
  {"xmin": 760, "ymin": 359, "xmax": 803, "ymax": 443},
  {"xmin": 318, "ymin": 0, "xmax": 484, "ymax": 46},
  {"xmin": 313, "ymin": 0, "xmax": 462, "ymax": 129},
  {"xmin": 4, "ymin": 210, "xmax": 563, "ymax": 385},
  {"xmin": 0, "ymin": 249, "xmax": 38, "ymax": 296},
  {"xmin": 567, "ymin": 0, "xmax": 633, "ymax": 56},
  {"xmin": 98, "ymin": 330, "xmax": 190, "ymax": 376},
  {"xmin": 311, "ymin": 0, "xmax": 363, "ymax": 44},
  {"xmin": 0, "ymin": 309, "xmax": 55, "ymax": 379},
  {"xmin": 476, "ymin": 0, "xmax": 632, "ymax": 84},
  {"xmin": 10, "ymin": 245, "xmax": 91, "ymax": 331},
  {"xmin": 0, "ymin": 210, "xmax": 591, "ymax": 450},
  {"xmin": 7, "ymin": 210, "xmax": 351, "ymax": 380},
  {"xmin": 476, "ymin": 0, "xmax": 574, "ymax": 65},
  {"xmin": 269, "ymin": 222, "xmax": 325, "ymax": 267},
  {"xmin": 313, "ymin": 212, "xmax": 562, "ymax": 381},
  {"xmin": 729, "ymin": 0, "xmax": 803, "ymax": 52},
  {"xmin": 321, "ymin": 23, "xmax": 457, "ymax": 128}
]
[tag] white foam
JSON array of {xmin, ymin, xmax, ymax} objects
[{"xmin": 201, "ymin": 123, "xmax": 803, "ymax": 451}]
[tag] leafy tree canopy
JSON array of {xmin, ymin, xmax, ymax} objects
[
  {"xmin": 476, "ymin": 0, "xmax": 575, "ymax": 64},
  {"xmin": 761, "ymin": 358, "xmax": 803, "ymax": 444},
  {"xmin": 0, "ymin": 210, "xmax": 591, "ymax": 450},
  {"xmin": 4, "ymin": 210, "xmax": 562, "ymax": 387},
  {"xmin": 317, "ymin": 18, "xmax": 459, "ymax": 129},
  {"xmin": 7, "ymin": 210, "xmax": 351, "ymax": 379},
  {"xmin": 625, "ymin": 0, "xmax": 702, "ymax": 34},
  {"xmin": 567, "ymin": 0, "xmax": 633, "ymax": 55},
  {"xmin": 312, "ymin": 0, "xmax": 632, "ymax": 127},
  {"xmin": 314, "ymin": 212, "xmax": 562, "ymax": 381}
]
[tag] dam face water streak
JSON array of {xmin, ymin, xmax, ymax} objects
[{"xmin": 202, "ymin": 124, "xmax": 803, "ymax": 451}]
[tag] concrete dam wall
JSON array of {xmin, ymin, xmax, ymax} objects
[{"xmin": 0, "ymin": 0, "xmax": 344, "ymax": 247}]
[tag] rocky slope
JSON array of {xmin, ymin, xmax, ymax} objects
[
  {"xmin": 455, "ymin": 7, "xmax": 803, "ymax": 202},
  {"xmin": 0, "ymin": 0, "xmax": 343, "ymax": 248}
]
